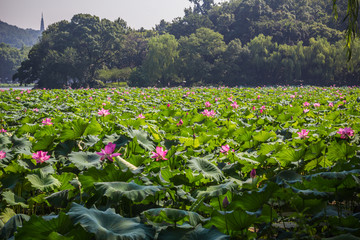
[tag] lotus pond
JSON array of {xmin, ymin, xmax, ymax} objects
[{"xmin": 0, "ymin": 86, "xmax": 360, "ymax": 239}]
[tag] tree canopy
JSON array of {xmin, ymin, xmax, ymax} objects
[{"xmin": 10, "ymin": 0, "xmax": 360, "ymax": 88}]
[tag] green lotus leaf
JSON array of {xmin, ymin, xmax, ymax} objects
[
  {"xmin": 168, "ymin": 169, "xmax": 204, "ymax": 186},
  {"xmin": 103, "ymin": 133, "xmax": 130, "ymax": 148},
  {"xmin": 82, "ymin": 135, "xmax": 100, "ymax": 147},
  {"xmin": 11, "ymin": 135, "xmax": 32, "ymax": 153},
  {"xmin": 59, "ymin": 118, "xmax": 88, "ymax": 141},
  {"xmin": 322, "ymin": 234, "xmax": 360, "ymax": 240},
  {"xmin": 126, "ymin": 128, "xmax": 155, "ymax": 151},
  {"xmin": 83, "ymin": 116, "xmax": 103, "ymax": 136},
  {"xmin": 33, "ymin": 135, "xmax": 56, "ymax": 151},
  {"xmin": 158, "ymin": 225, "xmax": 229, "ymax": 240},
  {"xmin": 275, "ymin": 147, "xmax": 305, "ymax": 166},
  {"xmin": 79, "ymin": 164, "xmax": 135, "ymax": 192},
  {"xmin": 94, "ymin": 181, "xmax": 163, "ymax": 202},
  {"xmin": 253, "ymin": 130, "xmax": 276, "ymax": 142},
  {"xmin": 305, "ymin": 170, "xmax": 360, "ymax": 181},
  {"xmin": 17, "ymin": 123, "xmax": 39, "ymax": 135},
  {"xmin": 68, "ymin": 151, "xmax": 101, "ymax": 170},
  {"xmin": 26, "ymin": 172, "xmax": 61, "ymax": 192},
  {"xmin": 0, "ymin": 214, "xmax": 30, "ymax": 240},
  {"xmin": 15, "ymin": 212, "xmax": 91, "ymax": 240},
  {"xmin": 229, "ymin": 183, "xmax": 278, "ymax": 212},
  {"xmin": 47, "ymin": 232, "xmax": 75, "ymax": 240},
  {"xmin": 291, "ymin": 187, "xmax": 330, "ymax": 199},
  {"xmin": 327, "ymin": 141, "xmax": 358, "ymax": 162},
  {"xmin": 0, "ymin": 208, "xmax": 16, "ymax": 225},
  {"xmin": 142, "ymin": 208, "xmax": 208, "ymax": 226},
  {"xmin": 17, "ymin": 158, "xmax": 37, "ymax": 171},
  {"xmin": 195, "ymin": 181, "xmax": 238, "ymax": 199},
  {"xmin": 1, "ymin": 190, "xmax": 29, "ymax": 208},
  {"xmin": 188, "ymin": 156, "xmax": 224, "ymax": 181},
  {"xmin": 207, "ymin": 209, "xmax": 257, "ymax": 233},
  {"xmin": 55, "ymin": 140, "xmax": 76, "ymax": 158},
  {"xmin": 304, "ymin": 141, "xmax": 326, "ymax": 161},
  {"xmin": 258, "ymin": 142, "xmax": 283, "ymax": 155},
  {"xmin": 0, "ymin": 134, "xmax": 11, "ymax": 148},
  {"xmin": 53, "ymin": 172, "xmax": 76, "ymax": 191},
  {"xmin": 67, "ymin": 203, "xmax": 155, "ymax": 240},
  {"xmin": 45, "ymin": 190, "xmax": 69, "ymax": 208},
  {"xmin": 275, "ymin": 170, "xmax": 303, "ymax": 185}
]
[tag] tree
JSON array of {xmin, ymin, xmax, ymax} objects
[
  {"xmin": 332, "ymin": 0, "xmax": 359, "ymax": 58},
  {"xmin": 220, "ymin": 39, "xmax": 251, "ymax": 86},
  {"xmin": 97, "ymin": 67, "xmax": 132, "ymax": 84},
  {"xmin": 141, "ymin": 34, "xmax": 179, "ymax": 87},
  {"xmin": 189, "ymin": 0, "xmax": 215, "ymax": 15},
  {"xmin": 178, "ymin": 28, "xmax": 226, "ymax": 86},
  {"xmin": 13, "ymin": 14, "xmax": 128, "ymax": 88},
  {"xmin": 0, "ymin": 43, "xmax": 29, "ymax": 83}
]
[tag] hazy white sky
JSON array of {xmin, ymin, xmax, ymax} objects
[{"xmin": 0, "ymin": 0, "xmax": 225, "ymax": 30}]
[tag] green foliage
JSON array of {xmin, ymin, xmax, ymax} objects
[
  {"xmin": 9, "ymin": 0, "xmax": 360, "ymax": 87},
  {"xmin": 67, "ymin": 203, "xmax": 155, "ymax": 240},
  {"xmin": 0, "ymin": 21, "xmax": 41, "ymax": 48},
  {"xmin": 0, "ymin": 43, "xmax": 29, "ymax": 83},
  {"xmin": 1, "ymin": 76, "xmax": 360, "ymax": 239}
]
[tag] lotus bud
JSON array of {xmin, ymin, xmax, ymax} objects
[
  {"xmin": 222, "ymin": 196, "xmax": 230, "ymax": 208},
  {"xmin": 250, "ymin": 169, "xmax": 256, "ymax": 179}
]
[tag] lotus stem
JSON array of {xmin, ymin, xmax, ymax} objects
[{"xmin": 115, "ymin": 156, "xmax": 138, "ymax": 171}]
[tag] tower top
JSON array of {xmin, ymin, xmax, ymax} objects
[{"xmin": 40, "ymin": 13, "xmax": 44, "ymax": 32}]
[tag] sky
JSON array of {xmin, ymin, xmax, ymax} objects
[{"xmin": 0, "ymin": 0, "xmax": 225, "ymax": 30}]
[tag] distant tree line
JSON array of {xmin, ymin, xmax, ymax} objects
[
  {"xmin": 0, "ymin": 43, "xmax": 30, "ymax": 83},
  {"xmin": 0, "ymin": 21, "xmax": 41, "ymax": 48},
  {"xmin": 11, "ymin": 0, "xmax": 360, "ymax": 88}
]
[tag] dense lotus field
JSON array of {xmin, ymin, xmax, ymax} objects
[{"xmin": 0, "ymin": 86, "xmax": 360, "ymax": 239}]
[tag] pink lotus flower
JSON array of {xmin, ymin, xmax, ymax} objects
[
  {"xmin": 89, "ymin": 96, "xmax": 93, "ymax": 100},
  {"xmin": 337, "ymin": 127, "xmax": 354, "ymax": 139},
  {"xmin": 42, "ymin": 118, "xmax": 53, "ymax": 125},
  {"xmin": 137, "ymin": 113, "xmax": 145, "ymax": 119},
  {"xmin": 252, "ymin": 106, "xmax": 256, "ymax": 111},
  {"xmin": 313, "ymin": 103, "xmax": 320, "ymax": 107},
  {"xmin": 260, "ymin": 105, "xmax": 266, "ymax": 110},
  {"xmin": 96, "ymin": 142, "xmax": 121, "ymax": 162},
  {"xmin": 0, "ymin": 129, "xmax": 6, "ymax": 133},
  {"xmin": 32, "ymin": 108, "xmax": 39, "ymax": 112},
  {"xmin": 151, "ymin": 146, "xmax": 168, "ymax": 161},
  {"xmin": 220, "ymin": 145, "xmax": 230, "ymax": 155},
  {"xmin": 32, "ymin": 151, "xmax": 50, "ymax": 163},
  {"xmin": 202, "ymin": 109, "xmax": 216, "ymax": 117},
  {"xmin": 329, "ymin": 102, "xmax": 334, "ymax": 107},
  {"xmin": 303, "ymin": 102, "xmax": 310, "ymax": 107},
  {"xmin": 297, "ymin": 129, "xmax": 309, "ymax": 139},
  {"xmin": 231, "ymin": 101, "xmax": 239, "ymax": 109},
  {"xmin": 303, "ymin": 109, "xmax": 309, "ymax": 113},
  {"xmin": 0, "ymin": 150, "xmax": 6, "ymax": 159},
  {"xmin": 205, "ymin": 101, "xmax": 212, "ymax": 108},
  {"xmin": 167, "ymin": 103, "xmax": 171, "ymax": 107},
  {"xmin": 177, "ymin": 119, "xmax": 183, "ymax": 126},
  {"xmin": 98, "ymin": 108, "xmax": 110, "ymax": 116},
  {"xmin": 250, "ymin": 169, "xmax": 256, "ymax": 178}
]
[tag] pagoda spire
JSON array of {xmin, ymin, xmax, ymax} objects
[{"xmin": 40, "ymin": 13, "xmax": 44, "ymax": 32}]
